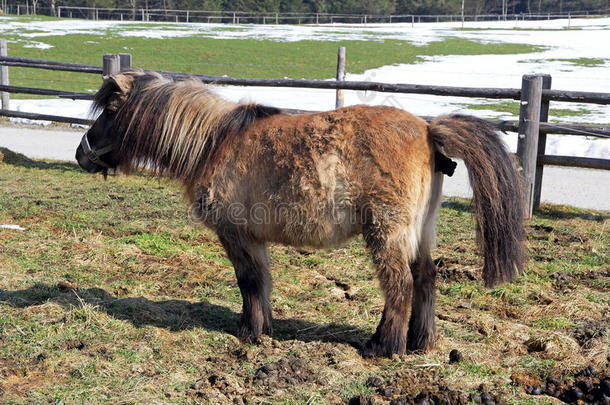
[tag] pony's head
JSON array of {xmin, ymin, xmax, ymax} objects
[
  {"xmin": 75, "ymin": 70, "xmax": 142, "ymax": 174},
  {"xmin": 76, "ymin": 69, "xmax": 281, "ymax": 187}
]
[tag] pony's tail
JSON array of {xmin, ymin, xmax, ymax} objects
[{"xmin": 428, "ymin": 114, "xmax": 526, "ymax": 287}]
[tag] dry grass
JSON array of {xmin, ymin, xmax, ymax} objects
[{"xmin": 0, "ymin": 149, "xmax": 608, "ymax": 404}]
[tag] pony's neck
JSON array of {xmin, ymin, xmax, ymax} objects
[{"xmin": 118, "ymin": 80, "xmax": 236, "ymax": 184}]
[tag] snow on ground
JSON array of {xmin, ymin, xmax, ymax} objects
[
  {"xmin": 1, "ymin": 16, "xmax": 609, "ymax": 159},
  {"xmin": 2, "ymin": 15, "xmax": 609, "ymax": 43}
]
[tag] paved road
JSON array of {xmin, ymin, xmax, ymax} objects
[{"xmin": 1, "ymin": 126, "xmax": 608, "ymax": 212}]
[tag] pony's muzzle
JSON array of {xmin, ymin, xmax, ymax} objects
[{"xmin": 75, "ymin": 140, "xmax": 103, "ymax": 174}]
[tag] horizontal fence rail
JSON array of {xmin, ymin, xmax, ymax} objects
[
  {"xmin": 0, "ymin": 84, "xmax": 93, "ymax": 100},
  {"xmin": 0, "ymin": 56, "xmax": 102, "ymax": 74},
  {"xmin": 2, "ymin": 56, "xmax": 610, "ymax": 105},
  {"xmin": 0, "ymin": 51, "xmax": 608, "ymax": 215},
  {"xmin": 0, "ymin": 109, "xmax": 93, "ymax": 125},
  {"xmin": 538, "ymin": 155, "xmax": 610, "ymax": 170}
]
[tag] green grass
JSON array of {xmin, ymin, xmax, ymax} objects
[
  {"xmin": 520, "ymin": 57, "xmax": 608, "ymax": 67},
  {"xmin": 463, "ymin": 100, "xmax": 600, "ymax": 122},
  {"xmin": 120, "ymin": 232, "xmax": 187, "ymax": 258},
  {"xmin": 3, "ymin": 16, "xmax": 542, "ymax": 97},
  {"xmin": 532, "ymin": 316, "xmax": 579, "ymax": 330}
]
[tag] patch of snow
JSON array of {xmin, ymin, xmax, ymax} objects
[
  {"xmin": 23, "ymin": 41, "xmax": 54, "ymax": 49},
  {"xmin": 8, "ymin": 99, "xmax": 93, "ymax": 127},
  {"xmin": 0, "ymin": 224, "xmax": 26, "ymax": 231}
]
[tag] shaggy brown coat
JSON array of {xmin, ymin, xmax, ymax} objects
[{"xmin": 75, "ymin": 70, "xmax": 525, "ymax": 356}]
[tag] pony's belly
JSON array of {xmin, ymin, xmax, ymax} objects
[
  {"xmin": 277, "ymin": 205, "xmax": 361, "ymax": 248},
  {"xmin": 190, "ymin": 189, "xmax": 361, "ymax": 248}
]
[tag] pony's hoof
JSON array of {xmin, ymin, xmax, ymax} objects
[
  {"xmin": 406, "ymin": 332, "xmax": 435, "ymax": 353},
  {"xmin": 363, "ymin": 336, "xmax": 405, "ymax": 358},
  {"xmin": 237, "ymin": 325, "xmax": 262, "ymax": 344},
  {"xmin": 406, "ymin": 341, "xmax": 434, "ymax": 354}
]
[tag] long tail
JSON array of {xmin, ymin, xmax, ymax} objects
[{"xmin": 428, "ymin": 114, "xmax": 526, "ymax": 287}]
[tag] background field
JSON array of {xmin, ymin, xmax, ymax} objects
[
  {"xmin": 2, "ymin": 16, "xmax": 610, "ymax": 125},
  {"xmin": 0, "ymin": 148, "xmax": 608, "ymax": 404},
  {"xmin": 1, "ymin": 16, "xmax": 540, "ymax": 95}
]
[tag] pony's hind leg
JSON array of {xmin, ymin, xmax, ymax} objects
[
  {"xmin": 407, "ymin": 172, "xmax": 443, "ymax": 352},
  {"xmin": 363, "ymin": 224, "xmax": 414, "ymax": 357},
  {"xmin": 406, "ymin": 253, "xmax": 437, "ymax": 352},
  {"xmin": 217, "ymin": 228, "xmax": 273, "ymax": 342}
]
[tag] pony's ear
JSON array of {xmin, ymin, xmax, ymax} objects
[
  {"xmin": 105, "ymin": 73, "xmax": 134, "ymax": 95},
  {"xmin": 94, "ymin": 73, "xmax": 134, "ymax": 113}
]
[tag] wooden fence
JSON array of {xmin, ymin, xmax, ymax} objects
[{"xmin": 0, "ymin": 43, "xmax": 608, "ymax": 216}]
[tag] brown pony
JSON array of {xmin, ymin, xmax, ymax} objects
[{"xmin": 76, "ymin": 69, "xmax": 525, "ymax": 357}]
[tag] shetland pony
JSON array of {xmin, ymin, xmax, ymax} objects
[{"xmin": 76, "ymin": 69, "xmax": 525, "ymax": 356}]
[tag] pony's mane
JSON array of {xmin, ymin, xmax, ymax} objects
[{"xmin": 97, "ymin": 70, "xmax": 280, "ymax": 189}]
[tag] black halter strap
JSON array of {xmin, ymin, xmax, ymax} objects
[{"xmin": 80, "ymin": 132, "xmax": 114, "ymax": 169}]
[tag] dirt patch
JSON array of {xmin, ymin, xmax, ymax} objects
[
  {"xmin": 0, "ymin": 354, "xmax": 60, "ymax": 401},
  {"xmin": 187, "ymin": 339, "xmax": 333, "ymax": 403},
  {"xmin": 348, "ymin": 370, "xmax": 505, "ymax": 405},
  {"xmin": 435, "ymin": 258, "xmax": 480, "ymax": 282},
  {"xmin": 252, "ymin": 356, "xmax": 317, "ymax": 386},
  {"xmin": 551, "ymin": 269, "xmax": 610, "ymax": 292},
  {"xmin": 573, "ymin": 320, "xmax": 609, "ymax": 348},
  {"xmin": 523, "ymin": 366, "xmax": 610, "ymax": 404}
]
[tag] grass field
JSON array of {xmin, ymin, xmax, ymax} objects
[
  {"xmin": 4, "ymin": 16, "xmax": 610, "ymax": 125},
  {"xmin": 0, "ymin": 148, "xmax": 608, "ymax": 404},
  {"xmin": 2, "ymin": 16, "xmax": 542, "ymax": 97}
]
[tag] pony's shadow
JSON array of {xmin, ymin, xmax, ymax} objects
[
  {"xmin": 0, "ymin": 283, "xmax": 369, "ymax": 349},
  {"xmin": 441, "ymin": 199, "xmax": 473, "ymax": 213},
  {"xmin": 0, "ymin": 147, "xmax": 79, "ymax": 172},
  {"xmin": 535, "ymin": 205, "xmax": 609, "ymax": 221},
  {"xmin": 441, "ymin": 198, "xmax": 608, "ymax": 221}
]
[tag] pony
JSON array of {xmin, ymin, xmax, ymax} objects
[{"xmin": 76, "ymin": 69, "xmax": 525, "ymax": 357}]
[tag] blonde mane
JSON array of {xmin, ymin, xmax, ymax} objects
[{"xmin": 95, "ymin": 70, "xmax": 280, "ymax": 189}]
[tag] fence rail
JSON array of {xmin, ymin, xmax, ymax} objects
[
  {"xmin": 0, "ymin": 48, "xmax": 608, "ymax": 215},
  {"xmin": 2, "ymin": 55, "xmax": 610, "ymax": 106}
]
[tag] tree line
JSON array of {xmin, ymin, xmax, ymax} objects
[{"xmin": 6, "ymin": 0, "xmax": 610, "ymax": 17}]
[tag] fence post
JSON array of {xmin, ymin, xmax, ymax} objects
[
  {"xmin": 118, "ymin": 53, "xmax": 132, "ymax": 71},
  {"xmin": 335, "ymin": 46, "xmax": 346, "ymax": 109},
  {"xmin": 532, "ymin": 74, "xmax": 552, "ymax": 211},
  {"xmin": 516, "ymin": 74, "xmax": 543, "ymax": 219},
  {"xmin": 1, "ymin": 39, "xmax": 9, "ymax": 110},
  {"xmin": 103, "ymin": 54, "xmax": 120, "ymax": 77}
]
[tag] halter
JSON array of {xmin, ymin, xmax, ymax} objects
[{"xmin": 80, "ymin": 131, "xmax": 115, "ymax": 169}]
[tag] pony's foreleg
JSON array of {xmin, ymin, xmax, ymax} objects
[
  {"xmin": 364, "ymin": 229, "xmax": 414, "ymax": 357},
  {"xmin": 407, "ymin": 253, "xmax": 437, "ymax": 352},
  {"xmin": 217, "ymin": 229, "xmax": 273, "ymax": 342}
]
